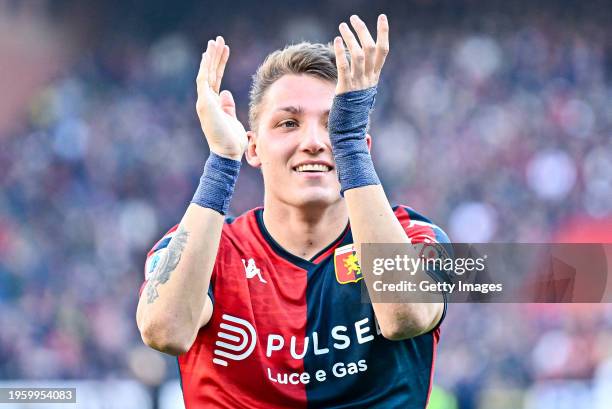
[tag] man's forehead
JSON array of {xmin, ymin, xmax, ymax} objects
[{"xmin": 263, "ymin": 74, "xmax": 335, "ymax": 114}]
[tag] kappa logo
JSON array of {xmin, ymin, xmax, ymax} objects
[
  {"xmin": 213, "ymin": 314, "xmax": 257, "ymax": 366},
  {"xmin": 242, "ymin": 258, "xmax": 267, "ymax": 283}
]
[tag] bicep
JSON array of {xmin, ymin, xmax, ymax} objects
[{"xmin": 199, "ymin": 295, "xmax": 214, "ymax": 328}]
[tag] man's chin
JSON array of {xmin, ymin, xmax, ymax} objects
[{"xmin": 285, "ymin": 189, "xmax": 342, "ymax": 208}]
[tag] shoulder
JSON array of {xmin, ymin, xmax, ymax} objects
[
  {"xmin": 392, "ymin": 205, "xmax": 450, "ymax": 244},
  {"xmin": 145, "ymin": 207, "xmax": 260, "ymax": 256},
  {"xmin": 219, "ymin": 207, "xmax": 261, "ymax": 240},
  {"xmin": 221, "ymin": 206, "xmax": 260, "ymax": 228}
]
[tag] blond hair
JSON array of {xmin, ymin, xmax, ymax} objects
[{"xmin": 248, "ymin": 42, "xmax": 338, "ymax": 129}]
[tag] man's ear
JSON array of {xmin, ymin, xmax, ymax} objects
[
  {"xmin": 245, "ymin": 130, "xmax": 262, "ymax": 168},
  {"xmin": 366, "ymin": 133, "xmax": 372, "ymax": 152}
]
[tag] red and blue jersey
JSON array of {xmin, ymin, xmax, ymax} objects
[{"xmin": 143, "ymin": 205, "xmax": 450, "ymax": 408}]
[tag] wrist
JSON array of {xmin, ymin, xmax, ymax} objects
[
  {"xmin": 209, "ymin": 149, "xmax": 243, "ymax": 162},
  {"xmin": 328, "ymin": 87, "xmax": 380, "ymax": 195},
  {"xmin": 191, "ymin": 152, "xmax": 241, "ymax": 215}
]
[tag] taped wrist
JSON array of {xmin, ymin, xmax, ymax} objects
[
  {"xmin": 328, "ymin": 86, "xmax": 380, "ymax": 195},
  {"xmin": 191, "ymin": 152, "xmax": 241, "ymax": 215}
]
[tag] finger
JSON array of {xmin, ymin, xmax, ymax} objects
[
  {"xmin": 196, "ymin": 46, "xmax": 211, "ymax": 95},
  {"xmin": 214, "ymin": 45, "xmax": 230, "ymax": 94},
  {"xmin": 211, "ymin": 36, "xmax": 225, "ymax": 91},
  {"xmin": 374, "ymin": 14, "xmax": 389, "ymax": 75},
  {"xmin": 333, "ymin": 36, "xmax": 350, "ymax": 92},
  {"xmin": 196, "ymin": 52, "xmax": 209, "ymax": 87},
  {"xmin": 339, "ymin": 22, "xmax": 364, "ymax": 80},
  {"xmin": 207, "ymin": 39, "xmax": 218, "ymax": 88},
  {"xmin": 219, "ymin": 90, "xmax": 236, "ymax": 118},
  {"xmin": 200, "ymin": 40, "xmax": 214, "ymax": 85},
  {"xmin": 349, "ymin": 15, "xmax": 376, "ymax": 75}
]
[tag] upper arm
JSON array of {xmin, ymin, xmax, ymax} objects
[
  {"xmin": 394, "ymin": 206, "xmax": 452, "ymax": 332},
  {"xmin": 140, "ymin": 225, "xmax": 181, "ymax": 298},
  {"xmin": 199, "ymin": 295, "xmax": 214, "ymax": 328},
  {"xmin": 139, "ymin": 224, "xmax": 216, "ymax": 328},
  {"xmin": 199, "ymin": 245, "xmax": 219, "ymax": 328}
]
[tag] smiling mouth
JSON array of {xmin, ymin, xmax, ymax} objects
[{"xmin": 293, "ymin": 164, "xmax": 332, "ymax": 173}]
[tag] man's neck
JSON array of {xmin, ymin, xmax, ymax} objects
[{"xmin": 262, "ymin": 199, "xmax": 349, "ymax": 261}]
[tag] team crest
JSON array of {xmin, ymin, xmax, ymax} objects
[
  {"xmin": 415, "ymin": 241, "xmax": 450, "ymax": 261},
  {"xmin": 334, "ymin": 244, "xmax": 362, "ymax": 284}
]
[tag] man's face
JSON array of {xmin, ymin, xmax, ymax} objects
[{"xmin": 247, "ymin": 74, "xmax": 341, "ymax": 208}]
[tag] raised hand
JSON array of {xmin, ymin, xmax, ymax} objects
[
  {"xmin": 333, "ymin": 14, "xmax": 389, "ymax": 95},
  {"xmin": 196, "ymin": 36, "xmax": 247, "ymax": 161}
]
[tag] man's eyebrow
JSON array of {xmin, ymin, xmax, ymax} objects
[
  {"xmin": 274, "ymin": 106, "xmax": 303, "ymax": 114},
  {"xmin": 273, "ymin": 106, "xmax": 331, "ymax": 117}
]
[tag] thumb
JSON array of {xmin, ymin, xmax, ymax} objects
[{"xmin": 219, "ymin": 90, "xmax": 237, "ymax": 118}]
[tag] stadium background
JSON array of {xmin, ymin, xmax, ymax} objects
[{"xmin": 1, "ymin": 0, "xmax": 611, "ymax": 407}]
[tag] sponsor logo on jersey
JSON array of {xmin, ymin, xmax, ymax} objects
[
  {"xmin": 212, "ymin": 312, "xmax": 380, "ymax": 381},
  {"xmin": 213, "ymin": 314, "xmax": 257, "ymax": 366},
  {"xmin": 334, "ymin": 244, "xmax": 363, "ymax": 284}
]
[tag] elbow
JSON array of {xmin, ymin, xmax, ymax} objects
[
  {"xmin": 380, "ymin": 322, "xmax": 425, "ymax": 341},
  {"xmin": 380, "ymin": 309, "xmax": 440, "ymax": 341},
  {"xmin": 138, "ymin": 316, "xmax": 195, "ymax": 356}
]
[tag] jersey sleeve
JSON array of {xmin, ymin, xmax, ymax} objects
[
  {"xmin": 393, "ymin": 206, "xmax": 450, "ymax": 245},
  {"xmin": 139, "ymin": 224, "xmax": 216, "ymax": 305},
  {"xmin": 393, "ymin": 205, "xmax": 453, "ymax": 330}
]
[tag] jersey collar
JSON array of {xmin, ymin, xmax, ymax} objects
[{"xmin": 254, "ymin": 208, "xmax": 350, "ymax": 270}]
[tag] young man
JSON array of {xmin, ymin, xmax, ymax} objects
[{"xmin": 137, "ymin": 15, "xmax": 449, "ymax": 408}]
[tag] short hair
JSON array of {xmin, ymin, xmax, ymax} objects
[{"xmin": 248, "ymin": 42, "xmax": 338, "ymax": 129}]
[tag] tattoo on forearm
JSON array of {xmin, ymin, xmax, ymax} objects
[{"xmin": 146, "ymin": 226, "xmax": 190, "ymax": 304}]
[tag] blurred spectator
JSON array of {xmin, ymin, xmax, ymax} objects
[{"xmin": 0, "ymin": 1, "xmax": 610, "ymax": 408}]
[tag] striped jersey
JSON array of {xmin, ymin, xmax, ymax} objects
[{"xmin": 142, "ymin": 205, "xmax": 450, "ymax": 408}]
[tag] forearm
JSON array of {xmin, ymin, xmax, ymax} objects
[
  {"xmin": 137, "ymin": 35, "xmax": 247, "ymax": 354},
  {"xmin": 136, "ymin": 204, "xmax": 222, "ymax": 354},
  {"xmin": 329, "ymin": 85, "xmax": 442, "ymax": 339},
  {"xmin": 344, "ymin": 186, "xmax": 444, "ymax": 339},
  {"xmin": 137, "ymin": 151, "xmax": 241, "ymax": 354}
]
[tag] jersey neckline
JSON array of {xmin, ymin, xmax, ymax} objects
[{"xmin": 254, "ymin": 208, "xmax": 350, "ymax": 270}]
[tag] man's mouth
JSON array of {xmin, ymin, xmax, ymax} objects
[{"xmin": 293, "ymin": 163, "xmax": 332, "ymax": 173}]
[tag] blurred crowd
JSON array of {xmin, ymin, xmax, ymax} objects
[{"xmin": 0, "ymin": 1, "xmax": 611, "ymax": 408}]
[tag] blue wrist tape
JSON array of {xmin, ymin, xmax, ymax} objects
[
  {"xmin": 191, "ymin": 152, "xmax": 241, "ymax": 215},
  {"xmin": 328, "ymin": 86, "xmax": 380, "ymax": 195}
]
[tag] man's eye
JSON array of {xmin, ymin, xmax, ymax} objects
[{"xmin": 278, "ymin": 120, "xmax": 298, "ymax": 128}]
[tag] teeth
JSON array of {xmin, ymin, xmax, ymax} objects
[{"xmin": 295, "ymin": 164, "xmax": 330, "ymax": 172}]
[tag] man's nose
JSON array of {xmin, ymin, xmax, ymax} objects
[{"xmin": 300, "ymin": 123, "xmax": 328, "ymax": 153}]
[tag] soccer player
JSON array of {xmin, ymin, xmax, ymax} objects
[{"xmin": 137, "ymin": 14, "xmax": 450, "ymax": 408}]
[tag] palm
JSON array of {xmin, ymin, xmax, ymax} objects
[
  {"xmin": 333, "ymin": 14, "xmax": 389, "ymax": 95},
  {"xmin": 195, "ymin": 36, "xmax": 247, "ymax": 160}
]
